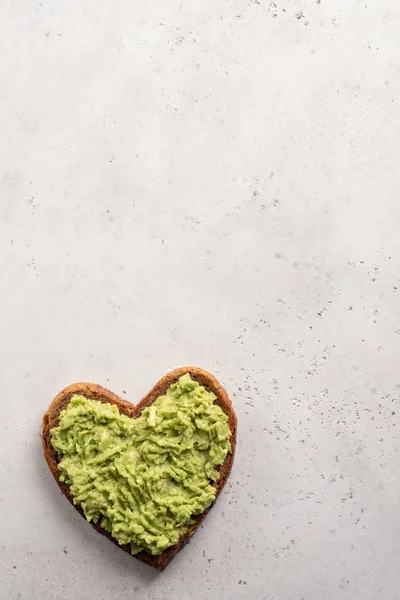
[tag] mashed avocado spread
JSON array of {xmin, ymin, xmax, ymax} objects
[{"xmin": 50, "ymin": 374, "xmax": 231, "ymax": 555}]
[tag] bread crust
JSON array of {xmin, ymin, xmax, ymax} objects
[{"xmin": 42, "ymin": 366, "xmax": 237, "ymax": 571}]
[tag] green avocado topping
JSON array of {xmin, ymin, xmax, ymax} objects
[{"xmin": 50, "ymin": 374, "xmax": 231, "ymax": 555}]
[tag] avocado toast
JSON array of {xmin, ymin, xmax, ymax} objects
[{"xmin": 42, "ymin": 366, "xmax": 237, "ymax": 570}]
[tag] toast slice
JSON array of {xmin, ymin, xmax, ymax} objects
[{"xmin": 42, "ymin": 366, "xmax": 237, "ymax": 571}]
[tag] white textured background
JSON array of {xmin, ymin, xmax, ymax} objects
[{"xmin": 1, "ymin": 1, "xmax": 400, "ymax": 599}]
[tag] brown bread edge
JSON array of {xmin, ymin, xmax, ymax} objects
[{"xmin": 41, "ymin": 366, "xmax": 237, "ymax": 571}]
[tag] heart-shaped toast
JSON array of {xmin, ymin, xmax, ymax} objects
[{"xmin": 42, "ymin": 366, "xmax": 237, "ymax": 570}]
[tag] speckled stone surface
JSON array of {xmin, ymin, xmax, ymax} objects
[{"xmin": 1, "ymin": 1, "xmax": 400, "ymax": 599}]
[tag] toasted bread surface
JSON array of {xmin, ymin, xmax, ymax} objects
[{"xmin": 42, "ymin": 366, "xmax": 237, "ymax": 571}]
